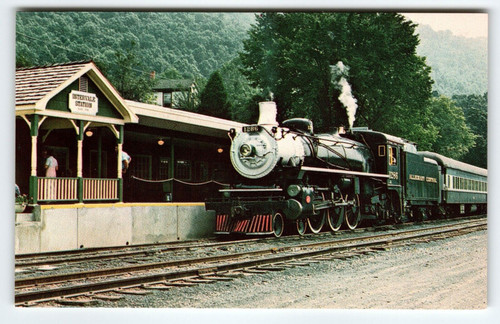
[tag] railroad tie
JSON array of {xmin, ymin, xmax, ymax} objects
[
  {"xmin": 164, "ymin": 281, "xmax": 197, "ymax": 287},
  {"xmin": 199, "ymin": 275, "xmax": 234, "ymax": 282},
  {"xmin": 184, "ymin": 277, "xmax": 217, "ymax": 284},
  {"xmin": 92, "ymin": 293, "xmax": 124, "ymax": 301},
  {"xmin": 113, "ymin": 287, "xmax": 152, "ymax": 295},
  {"xmin": 56, "ymin": 297, "xmax": 99, "ymax": 306}
]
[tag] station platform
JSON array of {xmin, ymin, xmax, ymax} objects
[{"xmin": 15, "ymin": 202, "xmax": 215, "ymax": 254}]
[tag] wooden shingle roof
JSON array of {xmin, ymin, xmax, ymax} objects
[
  {"xmin": 15, "ymin": 61, "xmax": 138, "ymax": 123},
  {"xmin": 16, "ymin": 61, "xmax": 91, "ymax": 106}
]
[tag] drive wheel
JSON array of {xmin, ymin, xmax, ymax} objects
[
  {"xmin": 272, "ymin": 212, "xmax": 284, "ymax": 238},
  {"xmin": 296, "ymin": 218, "xmax": 307, "ymax": 236},
  {"xmin": 327, "ymin": 191, "xmax": 344, "ymax": 232},
  {"xmin": 307, "ymin": 214, "xmax": 325, "ymax": 234},
  {"xmin": 345, "ymin": 194, "xmax": 361, "ymax": 230},
  {"xmin": 308, "ymin": 193, "xmax": 326, "ymax": 234}
]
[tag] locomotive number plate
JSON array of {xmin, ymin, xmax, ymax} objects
[{"xmin": 242, "ymin": 125, "xmax": 261, "ymax": 133}]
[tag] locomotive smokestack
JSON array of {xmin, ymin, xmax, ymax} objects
[{"xmin": 258, "ymin": 101, "xmax": 279, "ymax": 127}]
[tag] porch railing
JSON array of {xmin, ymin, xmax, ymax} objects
[
  {"xmin": 83, "ymin": 178, "xmax": 119, "ymax": 201},
  {"xmin": 38, "ymin": 177, "xmax": 78, "ymax": 202},
  {"xmin": 37, "ymin": 177, "xmax": 119, "ymax": 202}
]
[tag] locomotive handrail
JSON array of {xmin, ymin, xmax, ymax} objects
[
  {"xmin": 219, "ymin": 188, "xmax": 283, "ymax": 192},
  {"xmin": 300, "ymin": 166, "xmax": 390, "ymax": 178}
]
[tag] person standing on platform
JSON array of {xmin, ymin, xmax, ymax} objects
[
  {"xmin": 42, "ymin": 148, "xmax": 58, "ymax": 201},
  {"xmin": 121, "ymin": 150, "xmax": 132, "ymax": 174},
  {"xmin": 116, "ymin": 146, "xmax": 132, "ymax": 174},
  {"xmin": 43, "ymin": 149, "xmax": 58, "ymax": 177},
  {"xmin": 116, "ymin": 146, "xmax": 132, "ymax": 201}
]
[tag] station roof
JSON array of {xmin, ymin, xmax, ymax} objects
[
  {"xmin": 15, "ymin": 61, "xmax": 245, "ymax": 139},
  {"xmin": 16, "ymin": 61, "xmax": 138, "ymax": 124},
  {"xmin": 125, "ymin": 100, "xmax": 246, "ymax": 139}
]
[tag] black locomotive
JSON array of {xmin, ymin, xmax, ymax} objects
[{"xmin": 206, "ymin": 102, "xmax": 487, "ymax": 237}]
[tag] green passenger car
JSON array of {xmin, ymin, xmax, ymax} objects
[{"xmin": 419, "ymin": 152, "xmax": 487, "ymax": 214}]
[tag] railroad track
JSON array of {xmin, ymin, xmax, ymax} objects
[
  {"xmin": 15, "ymin": 217, "xmax": 486, "ymax": 306},
  {"xmin": 15, "ymin": 237, "xmax": 263, "ymax": 268},
  {"xmin": 15, "ymin": 214, "xmax": 484, "ymax": 269}
]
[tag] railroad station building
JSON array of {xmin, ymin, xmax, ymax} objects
[{"xmin": 15, "ymin": 61, "xmax": 244, "ymax": 254}]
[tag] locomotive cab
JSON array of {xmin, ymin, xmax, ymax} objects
[{"xmin": 342, "ymin": 128, "xmax": 417, "ymax": 222}]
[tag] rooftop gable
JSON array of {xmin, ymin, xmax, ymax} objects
[{"xmin": 16, "ymin": 61, "xmax": 138, "ymax": 123}]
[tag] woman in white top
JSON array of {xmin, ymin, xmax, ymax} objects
[{"xmin": 43, "ymin": 149, "xmax": 58, "ymax": 177}]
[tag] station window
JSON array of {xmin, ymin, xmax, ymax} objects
[
  {"xmin": 175, "ymin": 160, "xmax": 192, "ymax": 180},
  {"xmin": 158, "ymin": 157, "xmax": 169, "ymax": 180},
  {"xmin": 131, "ymin": 155, "xmax": 152, "ymax": 180},
  {"xmin": 193, "ymin": 161, "xmax": 209, "ymax": 182}
]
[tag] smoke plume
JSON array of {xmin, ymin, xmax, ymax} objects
[{"xmin": 331, "ymin": 62, "xmax": 358, "ymax": 129}]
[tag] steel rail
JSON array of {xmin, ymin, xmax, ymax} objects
[
  {"xmin": 15, "ymin": 218, "xmax": 486, "ymax": 305},
  {"xmin": 15, "ymin": 237, "xmax": 263, "ymax": 267},
  {"xmin": 15, "ymin": 218, "xmax": 485, "ymax": 288}
]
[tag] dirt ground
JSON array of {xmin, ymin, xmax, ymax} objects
[{"xmin": 144, "ymin": 229, "xmax": 488, "ymax": 310}]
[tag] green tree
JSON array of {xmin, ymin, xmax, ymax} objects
[
  {"xmin": 198, "ymin": 71, "xmax": 231, "ymax": 119},
  {"xmin": 452, "ymin": 93, "xmax": 487, "ymax": 168},
  {"xmin": 100, "ymin": 40, "xmax": 156, "ymax": 102},
  {"xmin": 427, "ymin": 96, "xmax": 476, "ymax": 160},
  {"xmin": 174, "ymin": 79, "xmax": 203, "ymax": 112},
  {"xmin": 240, "ymin": 12, "xmax": 434, "ymax": 138},
  {"xmin": 219, "ymin": 57, "xmax": 261, "ymax": 123}
]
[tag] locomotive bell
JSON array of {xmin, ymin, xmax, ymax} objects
[{"xmin": 257, "ymin": 101, "xmax": 279, "ymax": 127}]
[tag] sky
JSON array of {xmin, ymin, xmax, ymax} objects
[{"xmin": 402, "ymin": 13, "xmax": 488, "ymax": 38}]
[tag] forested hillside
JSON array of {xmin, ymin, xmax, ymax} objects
[
  {"xmin": 16, "ymin": 12, "xmax": 255, "ymax": 78},
  {"xmin": 16, "ymin": 12, "xmax": 487, "ymax": 98},
  {"xmin": 415, "ymin": 25, "xmax": 488, "ymax": 96}
]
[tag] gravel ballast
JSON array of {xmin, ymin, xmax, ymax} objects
[{"xmin": 99, "ymin": 229, "xmax": 487, "ymax": 309}]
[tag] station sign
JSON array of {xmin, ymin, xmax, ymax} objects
[{"xmin": 68, "ymin": 90, "xmax": 98, "ymax": 116}]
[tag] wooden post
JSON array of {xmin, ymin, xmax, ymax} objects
[
  {"xmin": 29, "ymin": 115, "xmax": 39, "ymax": 204},
  {"xmin": 77, "ymin": 120, "xmax": 84, "ymax": 203},
  {"xmin": 168, "ymin": 138, "xmax": 175, "ymax": 201},
  {"xmin": 97, "ymin": 128, "xmax": 102, "ymax": 178},
  {"xmin": 118, "ymin": 125, "xmax": 124, "ymax": 202}
]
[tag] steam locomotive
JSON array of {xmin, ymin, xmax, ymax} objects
[{"xmin": 206, "ymin": 102, "xmax": 487, "ymax": 237}]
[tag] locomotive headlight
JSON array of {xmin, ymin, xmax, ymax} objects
[
  {"xmin": 239, "ymin": 144, "xmax": 253, "ymax": 157},
  {"xmin": 287, "ymin": 184, "xmax": 302, "ymax": 197}
]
